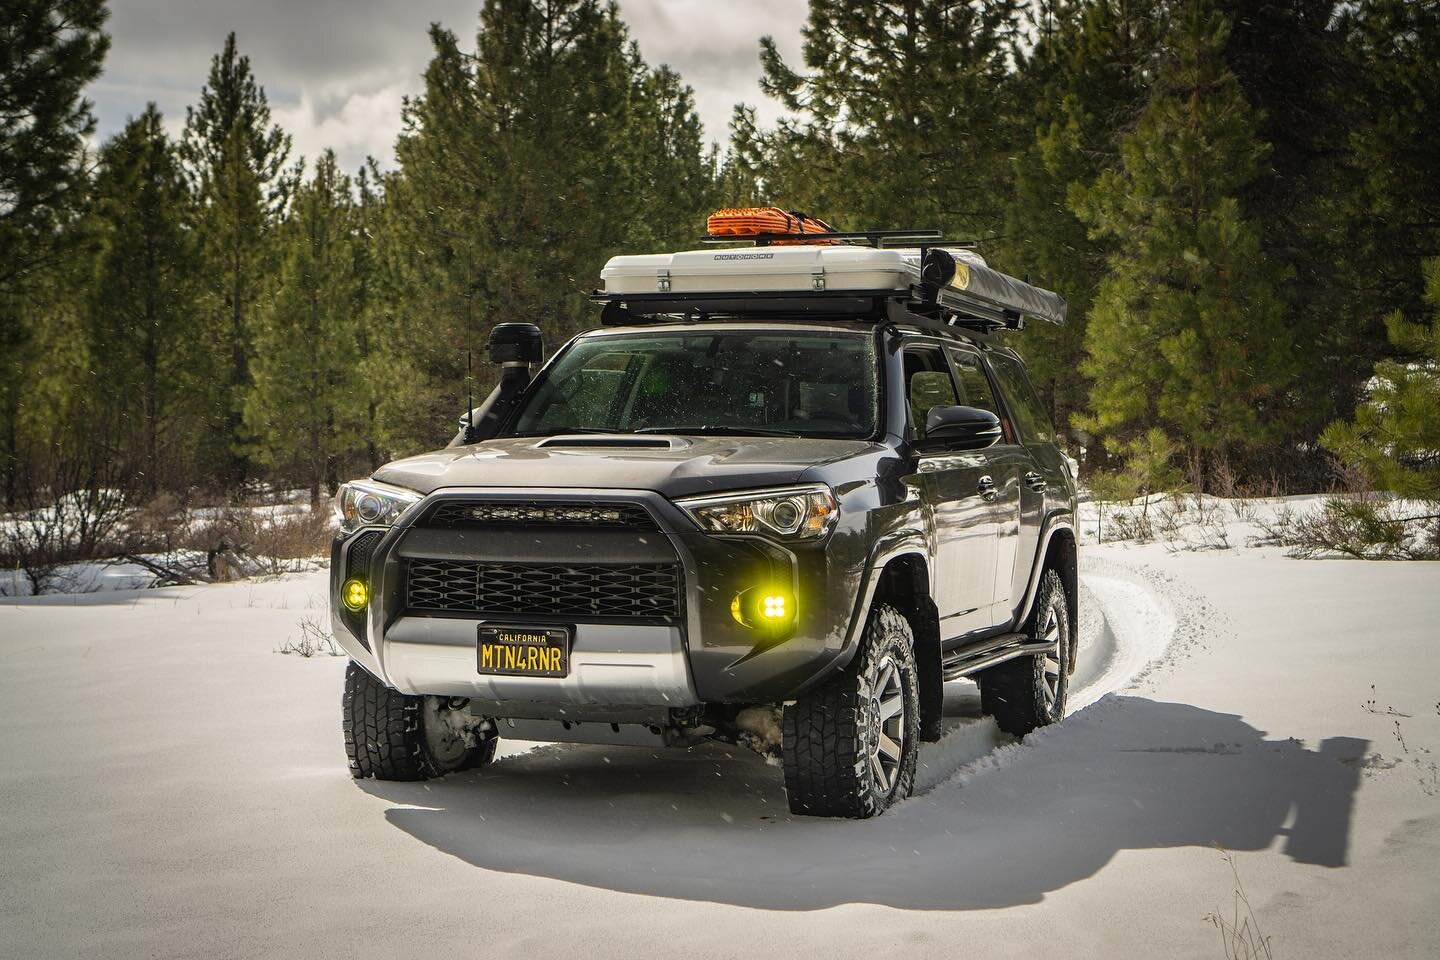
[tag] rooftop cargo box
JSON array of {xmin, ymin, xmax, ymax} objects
[{"xmin": 599, "ymin": 244, "xmax": 1066, "ymax": 327}]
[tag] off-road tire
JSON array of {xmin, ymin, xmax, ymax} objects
[
  {"xmin": 782, "ymin": 603, "xmax": 920, "ymax": 818},
  {"xmin": 978, "ymin": 568, "xmax": 1070, "ymax": 737},
  {"xmin": 343, "ymin": 662, "xmax": 497, "ymax": 780}
]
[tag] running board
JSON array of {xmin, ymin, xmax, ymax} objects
[{"xmin": 941, "ymin": 632, "xmax": 1054, "ymax": 680}]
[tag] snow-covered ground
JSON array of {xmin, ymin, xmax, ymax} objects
[{"xmin": 1, "ymin": 525, "xmax": 1437, "ymax": 958}]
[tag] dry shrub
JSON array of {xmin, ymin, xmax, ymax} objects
[
  {"xmin": 122, "ymin": 492, "xmax": 192, "ymax": 554},
  {"xmin": 1107, "ymin": 508, "xmax": 1154, "ymax": 542},
  {"xmin": 185, "ymin": 504, "xmax": 333, "ymax": 579},
  {"xmin": 1, "ymin": 487, "xmax": 131, "ymax": 595},
  {"xmin": 1156, "ymin": 495, "xmax": 1232, "ymax": 551},
  {"xmin": 1260, "ymin": 495, "xmax": 1440, "ymax": 560}
]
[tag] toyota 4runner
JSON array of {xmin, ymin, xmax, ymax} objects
[{"xmin": 331, "ymin": 220, "xmax": 1077, "ymax": 818}]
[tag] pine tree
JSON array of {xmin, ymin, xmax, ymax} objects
[
  {"xmin": 716, "ymin": 105, "xmax": 766, "ymax": 208},
  {"xmin": 623, "ymin": 62, "xmax": 717, "ymax": 252},
  {"xmin": 351, "ymin": 161, "xmax": 385, "ymax": 471},
  {"xmin": 754, "ymin": 0, "xmax": 1021, "ymax": 237},
  {"xmin": 1213, "ymin": 0, "xmax": 1355, "ymax": 480},
  {"xmin": 384, "ymin": 0, "xmax": 713, "ymax": 451},
  {"xmin": 1324, "ymin": 0, "xmax": 1440, "ymax": 457},
  {"xmin": 180, "ymin": 32, "xmax": 293, "ymax": 489},
  {"xmin": 1322, "ymin": 258, "xmax": 1440, "ymax": 504},
  {"xmin": 1073, "ymin": 0, "xmax": 1292, "ymax": 487},
  {"xmin": 1003, "ymin": 0, "xmax": 1168, "ymax": 448},
  {"xmin": 245, "ymin": 151, "xmax": 362, "ymax": 505},
  {"xmin": 85, "ymin": 104, "xmax": 202, "ymax": 492},
  {"xmin": 0, "ymin": 0, "xmax": 109, "ymax": 506},
  {"xmin": 0, "ymin": 0, "xmax": 109, "ymax": 297}
]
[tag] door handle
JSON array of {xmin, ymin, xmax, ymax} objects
[
  {"xmin": 1024, "ymin": 471, "xmax": 1046, "ymax": 492},
  {"xmin": 977, "ymin": 475, "xmax": 997, "ymax": 501}
]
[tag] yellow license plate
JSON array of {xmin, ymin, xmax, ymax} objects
[{"xmin": 477, "ymin": 625, "xmax": 570, "ymax": 678}]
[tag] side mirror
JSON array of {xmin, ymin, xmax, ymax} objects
[
  {"xmin": 924, "ymin": 405, "xmax": 1001, "ymax": 450},
  {"xmin": 489, "ymin": 322, "xmax": 544, "ymax": 365}
]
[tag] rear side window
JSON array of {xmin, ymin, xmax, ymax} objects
[
  {"xmin": 945, "ymin": 348, "xmax": 1002, "ymax": 417},
  {"xmin": 987, "ymin": 353, "xmax": 1054, "ymax": 443},
  {"xmin": 903, "ymin": 345, "xmax": 959, "ymax": 439}
]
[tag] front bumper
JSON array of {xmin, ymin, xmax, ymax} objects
[{"xmin": 330, "ymin": 488, "xmax": 865, "ymax": 709}]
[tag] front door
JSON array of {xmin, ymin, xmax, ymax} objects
[
  {"xmin": 947, "ymin": 345, "xmax": 1024, "ymax": 619},
  {"xmin": 904, "ymin": 344, "xmax": 999, "ymax": 639}
]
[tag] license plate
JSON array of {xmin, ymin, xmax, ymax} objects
[{"xmin": 477, "ymin": 624, "xmax": 570, "ymax": 678}]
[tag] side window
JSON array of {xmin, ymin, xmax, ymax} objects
[
  {"xmin": 947, "ymin": 347, "xmax": 1014, "ymax": 444},
  {"xmin": 987, "ymin": 353, "xmax": 1054, "ymax": 444},
  {"xmin": 903, "ymin": 345, "xmax": 959, "ymax": 439}
]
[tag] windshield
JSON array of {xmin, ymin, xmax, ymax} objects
[{"xmin": 508, "ymin": 329, "xmax": 879, "ymax": 439}]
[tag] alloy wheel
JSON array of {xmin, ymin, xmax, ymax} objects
[
  {"xmin": 867, "ymin": 655, "xmax": 907, "ymax": 793},
  {"xmin": 1040, "ymin": 596, "xmax": 1064, "ymax": 714}
]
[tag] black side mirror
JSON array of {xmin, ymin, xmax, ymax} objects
[
  {"xmin": 489, "ymin": 322, "xmax": 544, "ymax": 364},
  {"xmin": 924, "ymin": 405, "xmax": 1001, "ymax": 451}
]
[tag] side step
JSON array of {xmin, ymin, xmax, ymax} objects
[{"xmin": 941, "ymin": 631, "xmax": 1053, "ymax": 680}]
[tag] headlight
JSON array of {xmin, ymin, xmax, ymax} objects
[
  {"xmin": 675, "ymin": 484, "xmax": 837, "ymax": 541},
  {"xmin": 335, "ymin": 479, "xmax": 422, "ymax": 534}
]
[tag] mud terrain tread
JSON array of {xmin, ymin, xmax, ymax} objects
[{"xmin": 782, "ymin": 604, "xmax": 918, "ymax": 818}]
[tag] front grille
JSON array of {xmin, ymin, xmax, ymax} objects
[
  {"xmin": 405, "ymin": 559, "xmax": 682, "ymax": 622},
  {"xmin": 424, "ymin": 499, "xmax": 656, "ymax": 530}
]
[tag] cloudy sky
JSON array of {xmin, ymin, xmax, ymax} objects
[{"xmin": 88, "ymin": 0, "xmax": 808, "ymax": 173}]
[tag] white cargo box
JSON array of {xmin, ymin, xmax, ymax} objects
[
  {"xmin": 601, "ymin": 245, "xmax": 987, "ymax": 296},
  {"xmin": 597, "ymin": 243, "xmax": 1065, "ymax": 326}
]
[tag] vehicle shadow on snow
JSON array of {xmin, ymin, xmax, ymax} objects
[{"xmin": 359, "ymin": 694, "xmax": 1368, "ymax": 910}]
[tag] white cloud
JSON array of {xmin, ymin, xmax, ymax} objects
[
  {"xmin": 87, "ymin": 0, "xmax": 810, "ymax": 174},
  {"xmin": 271, "ymin": 82, "xmax": 410, "ymax": 171}
]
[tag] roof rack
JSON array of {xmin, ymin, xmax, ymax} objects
[
  {"xmin": 589, "ymin": 289, "xmax": 1017, "ymax": 337},
  {"xmin": 700, "ymin": 228, "xmax": 974, "ymax": 249},
  {"xmin": 593, "ymin": 226, "xmax": 1067, "ymax": 334}
]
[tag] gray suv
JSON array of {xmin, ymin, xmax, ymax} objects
[{"xmin": 331, "ymin": 240, "xmax": 1077, "ymax": 818}]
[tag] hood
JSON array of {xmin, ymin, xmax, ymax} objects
[{"xmin": 371, "ymin": 435, "xmax": 878, "ymax": 499}]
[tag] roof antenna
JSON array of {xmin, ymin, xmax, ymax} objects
[{"xmin": 466, "ymin": 349, "xmax": 474, "ymax": 439}]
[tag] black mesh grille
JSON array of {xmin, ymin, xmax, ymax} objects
[
  {"xmin": 424, "ymin": 499, "xmax": 656, "ymax": 530},
  {"xmin": 405, "ymin": 559, "xmax": 682, "ymax": 621},
  {"xmin": 347, "ymin": 530, "xmax": 384, "ymax": 576},
  {"xmin": 341, "ymin": 531, "xmax": 384, "ymax": 650}
]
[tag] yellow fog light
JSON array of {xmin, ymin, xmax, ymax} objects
[
  {"xmin": 731, "ymin": 586, "xmax": 796, "ymax": 631},
  {"xmin": 341, "ymin": 578, "xmax": 369, "ymax": 611}
]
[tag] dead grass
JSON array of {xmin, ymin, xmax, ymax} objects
[
  {"xmin": 1205, "ymin": 849, "xmax": 1274, "ymax": 960},
  {"xmin": 276, "ymin": 615, "xmax": 342, "ymax": 657}
]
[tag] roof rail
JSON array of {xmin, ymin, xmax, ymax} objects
[{"xmin": 699, "ymin": 228, "xmax": 972, "ymax": 249}]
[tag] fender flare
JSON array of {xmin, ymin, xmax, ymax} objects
[
  {"xmin": 845, "ymin": 530, "xmax": 931, "ymax": 652},
  {"xmin": 1010, "ymin": 510, "xmax": 1078, "ymax": 633},
  {"xmin": 785, "ymin": 529, "xmax": 929, "ymax": 700}
]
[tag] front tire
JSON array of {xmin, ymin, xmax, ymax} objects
[
  {"xmin": 782, "ymin": 603, "xmax": 920, "ymax": 818},
  {"xmin": 343, "ymin": 662, "xmax": 497, "ymax": 780},
  {"xmin": 978, "ymin": 568, "xmax": 1070, "ymax": 737}
]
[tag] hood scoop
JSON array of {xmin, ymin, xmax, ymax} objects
[{"xmin": 535, "ymin": 434, "xmax": 682, "ymax": 450}]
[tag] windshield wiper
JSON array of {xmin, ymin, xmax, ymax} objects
[
  {"xmin": 634, "ymin": 425, "xmax": 805, "ymax": 438},
  {"xmin": 509, "ymin": 426, "xmax": 628, "ymax": 438}
]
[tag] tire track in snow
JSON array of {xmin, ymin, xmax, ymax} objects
[{"xmin": 914, "ymin": 556, "xmax": 1183, "ymax": 793}]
